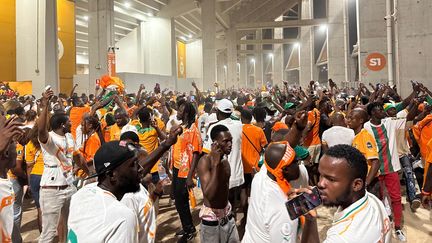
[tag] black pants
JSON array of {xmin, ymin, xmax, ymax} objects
[{"xmin": 173, "ymin": 168, "xmax": 195, "ymax": 233}]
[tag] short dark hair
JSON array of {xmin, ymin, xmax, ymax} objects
[
  {"xmin": 252, "ymin": 106, "xmax": 266, "ymax": 122},
  {"xmin": 366, "ymin": 102, "xmax": 383, "ymax": 116},
  {"xmin": 50, "ymin": 113, "xmax": 69, "ymax": 130},
  {"xmin": 137, "ymin": 107, "xmax": 152, "ymax": 123},
  {"xmin": 210, "ymin": 124, "xmax": 229, "ymax": 141},
  {"xmin": 120, "ymin": 131, "xmax": 140, "ymax": 144},
  {"xmin": 241, "ymin": 109, "xmax": 253, "ymax": 121},
  {"xmin": 325, "ymin": 145, "xmax": 368, "ymax": 182}
]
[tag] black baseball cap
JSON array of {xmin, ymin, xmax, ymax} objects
[{"xmin": 87, "ymin": 140, "xmax": 137, "ymax": 179}]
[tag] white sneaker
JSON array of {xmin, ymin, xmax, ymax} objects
[{"xmin": 395, "ymin": 229, "xmax": 407, "ymax": 242}]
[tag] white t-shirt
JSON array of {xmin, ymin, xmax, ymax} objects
[
  {"xmin": 39, "ymin": 131, "xmax": 75, "ymax": 186},
  {"xmin": 203, "ymin": 118, "xmax": 244, "ymax": 188},
  {"xmin": 324, "ymin": 192, "xmax": 391, "ymax": 243},
  {"xmin": 122, "ymin": 184, "xmax": 156, "ymax": 243},
  {"xmin": 68, "ymin": 183, "xmax": 138, "ymax": 243},
  {"xmin": 197, "ymin": 113, "xmax": 209, "ymax": 142},
  {"xmin": 0, "ymin": 179, "xmax": 13, "ymax": 242},
  {"xmin": 322, "ymin": 126, "xmax": 355, "ymax": 147},
  {"xmin": 242, "ymin": 169, "xmax": 298, "ymax": 243},
  {"xmin": 290, "ymin": 163, "xmax": 309, "ymax": 189}
]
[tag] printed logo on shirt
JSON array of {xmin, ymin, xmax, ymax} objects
[
  {"xmin": 366, "ymin": 142, "xmax": 373, "ymax": 149},
  {"xmin": 281, "ymin": 223, "xmax": 292, "ymax": 237}
]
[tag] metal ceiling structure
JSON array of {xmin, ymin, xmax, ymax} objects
[{"xmin": 75, "ymin": 0, "xmax": 301, "ymax": 56}]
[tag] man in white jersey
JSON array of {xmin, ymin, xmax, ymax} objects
[
  {"xmin": 243, "ymin": 110, "xmax": 307, "ymax": 243},
  {"xmin": 120, "ymin": 131, "xmax": 178, "ymax": 243},
  {"xmin": 202, "ymin": 99, "xmax": 244, "ymax": 208},
  {"xmin": 67, "ymin": 141, "xmax": 141, "ymax": 243},
  {"xmin": 0, "ymin": 113, "xmax": 23, "ymax": 242},
  {"xmin": 37, "ymin": 89, "xmax": 77, "ymax": 243},
  {"xmin": 302, "ymin": 145, "xmax": 391, "ymax": 243}
]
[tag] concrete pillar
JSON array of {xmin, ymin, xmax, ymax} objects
[
  {"xmin": 397, "ymin": 0, "xmax": 432, "ymax": 97},
  {"xmin": 239, "ymin": 57, "xmax": 247, "ymax": 88},
  {"xmin": 273, "ymin": 19, "xmax": 284, "ymax": 86},
  {"xmin": 299, "ymin": 0, "xmax": 315, "ymax": 88},
  {"xmin": 216, "ymin": 51, "xmax": 226, "ymax": 89},
  {"xmin": 171, "ymin": 18, "xmax": 178, "ymax": 90},
  {"xmin": 327, "ymin": 0, "xmax": 350, "ymax": 86},
  {"xmin": 226, "ymin": 28, "xmax": 238, "ymax": 88},
  {"xmin": 88, "ymin": 0, "xmax": 114, "ymax": 87},
  {"xmin": 201, "ymin": 0, "xmax": 217, "ymax": 90},
  {"xmin": 255, "ymin": 30, "xmax": 263, "ymax": 89},
  {"xmin": 16, "ymin": 0, "xmax": 59, "ymax": 95},
  {"xmin": 356, "ymin": 0, "xmax": 388, "ymax": 85}
]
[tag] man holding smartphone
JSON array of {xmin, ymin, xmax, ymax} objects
[{"xmin": 301, "ymin": 145, "xmax": 391, "ymax": 243}]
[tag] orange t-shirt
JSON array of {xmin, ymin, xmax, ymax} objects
[
  {"xmin": 70, "ymin": 106, "xmax": 91, "ymax": 139},
  {"xmin": 303, "ymin": 108, "xmax": 321, "ymax": 147},
  {"xmin": 412, "ymin": 114, "xmax": 432, "ymax": 159},
  {"xmin": 109, "ymin": 124, "xmax": 122, "ymax": 141},
  {"xmin": 77, "ymin": 133, "xmax": 101, "ymax": 177},
  {"xmin": 172, "ymin": 124, "xmax": 202, "ymax": 178},
  {"xmin": 79, "ymin": 133, "xmax": 101, "ymax": 162},
  {"xmin": 241, "ymin": 124, "xmax": 268, "ymax": 174}
]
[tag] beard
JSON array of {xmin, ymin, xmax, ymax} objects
[
  {"xmin": 322, "ymin": 187, "xmax": 353, "ymax": 208},
  {"xmin": 118, "ymin": 174, "xmax": 140, "ymax": 194}
]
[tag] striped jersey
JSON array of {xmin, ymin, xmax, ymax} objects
[{"xmin": 364, "ymin": 118, "xmax": 405, "ymax": 174}]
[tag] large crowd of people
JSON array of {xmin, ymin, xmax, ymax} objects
[{"xmin": 0, "ymin": 78, "xmax": 431, "ymax": 243}]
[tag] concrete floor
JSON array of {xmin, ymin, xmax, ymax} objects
[{"xmin": 20, "ymin": 188, "xmax": 432, "ymax": 242}]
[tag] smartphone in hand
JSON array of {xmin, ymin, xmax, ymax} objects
[{"xmin": 285, "ymin": 186, "xmax": 322, "ymax": 220}]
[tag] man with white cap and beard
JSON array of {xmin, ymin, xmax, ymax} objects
[{"xmin": 203, "ymin": 98, "xmax": 244, "ymax": 212}]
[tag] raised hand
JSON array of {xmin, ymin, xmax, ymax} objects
[
  {"xmin": 294, "ymin": 110, "xmax": 308, "ymax": 130},
  {"xmin": 165, "ymin": 126, "xmax": 183, "ymax": 147},
  {"xmin": 0, "ymin": 116, "xmax": 24, "ymax": 153}
]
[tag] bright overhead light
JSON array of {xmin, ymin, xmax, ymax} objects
[
  {"xmin": 224, "ymin": 65, "xmax": 227, "ymax": 69},
  {"xmin": 83, "ymin": 15, "xmax": 89, "ymax": 21},
  {"xmin": 251, "ymin": 58, "xmax": 255, "ymax": 63},
  {"xmin": 180, "ymin": 36, "xmax": 187, "ymax": 41},
  {"xmin": 188, "ymin": 34, "xmax": 193, "ymax": 38},
  {"xmin": 124, "ymin": 2, "xmax": 131, "ymax": 8},
  {"xmin": 320, "ymin": 24, "xmax": 327, "ymax": 32},
  {"xmin": 269, "ymin": 53, "xmax": 273, "ymax": 58},
  {"xmin": 82, "ymin": 51, "xmax": 87, "ymax": 55},
  {"xmin": 147, "ymin": 12, "xmax": 154, "ymax": 17},
  {"xmin": 294, "ymin": 42, "xmax": 300, "ymax": 48}
]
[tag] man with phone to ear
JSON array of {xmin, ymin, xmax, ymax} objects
[
  {"xmin": 242, "ymin": 110, "xmax": 307, "ymax": 243},
  {"xmin": 301, "ymin": 145, "xmax": 391, "ymax": 243},
  {"xmin": 197, "ymin": 124, "xmax": 239, "ymax": 242}
]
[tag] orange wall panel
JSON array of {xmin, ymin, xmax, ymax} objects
[{"xmin": 0, "ymin": 0, "xmax": 16, "ymax": 81}]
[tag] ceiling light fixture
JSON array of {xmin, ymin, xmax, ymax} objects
[{"xmin": 124, "ymin": 2, "xmax": 131, "ymax": 8}]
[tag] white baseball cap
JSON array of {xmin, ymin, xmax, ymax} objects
[{"xmin": 217, "ymin": 99, "xmax": 234, "ymax": 114}]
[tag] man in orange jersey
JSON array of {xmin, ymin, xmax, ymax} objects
[{"xmin": 240, "ymin": 108, "xmax": 267, "ymax": 223}]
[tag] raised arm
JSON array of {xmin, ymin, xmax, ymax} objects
[
  {"xmin": 37, "ymin": 89, "xmax": 54, "ymax": 144},
  {"xmin": 286, "ymin": 110, "xmax": 308, "ymax": 148}
]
